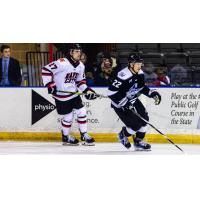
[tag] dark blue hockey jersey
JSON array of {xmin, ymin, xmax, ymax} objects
[{"xmin": 108, "ymin": 67, "xmax": 151, "ymax": 108}]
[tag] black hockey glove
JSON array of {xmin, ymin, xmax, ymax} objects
[
  {"xmin": 83, "ymin": 88, "xmax": 98, "ymax": 100},
  {"xmin": 47, "ymin": 82, "xmax": 57, "ymax": 95},
  {"xmin": 149, "ymin": 91, "xmax": 161, "ymax": 105}
]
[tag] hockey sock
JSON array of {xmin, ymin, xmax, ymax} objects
[
  {"xmin": 135, "ymin": 125, "xmax": 148, "ymax": 139},
  {"xmin": 136, "ymin": 132, "xmax": 146, "ymax": 140},
  {"xmin": 61, "ymin": 112, "xmax": 73, "ymax": 136},
  {"xmin": 125, "ymin": 127, "xmax": 136, "ymax": 136},
  {"xmin": 76, "ymin": 107, "xmax": 87, "ymax": 133}
]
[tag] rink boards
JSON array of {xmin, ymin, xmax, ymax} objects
[{"xmin": 0, "ymin": 87, "xmax": 200, "ymax": 143}]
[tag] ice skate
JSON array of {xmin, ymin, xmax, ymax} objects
[
  {"xmin": 80, "ymin": 132, "xmax": 95, "ymax": 146},
  {"xmin": 134, "ymin": 137, "xmax": 151, "ymax": 151},
  {"xmin": 118, "ymin": 127, "xmax": 131, "ymax": 149},
  {"xmin": 62, "ymin": 132, "xmax": 79, "ymax": 146}
]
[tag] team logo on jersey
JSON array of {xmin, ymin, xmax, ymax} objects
[
  {"xmin": 119, "ymin": 72, "xmax": 126, "ymax": 77},
  {"xmin": 126, "ymin": 83, "xmax": 139, "ymax": 99},
  {"xmin": 32, "ymin": 90, "xmax": 56, "ymax": 125},
  {"xmin": 65, "ymin": 72, "xmax": 78, "ymax": 83}
]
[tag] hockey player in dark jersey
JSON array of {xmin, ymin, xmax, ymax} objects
[{"xmin": 108, "ymin": 53, "xmax": 161, "ymax": 151}]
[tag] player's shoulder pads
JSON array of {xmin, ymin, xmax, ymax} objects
[
  {"xmin": 57, "ymin": 57, "xmax": 69, "ymax": 66},
  {"xmin": 117, "ymin": 67, "xmax": 132, "ymax": 80}
]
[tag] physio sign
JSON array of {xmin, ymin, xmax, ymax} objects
[
  {"xmin": 32, "ymin": 90, "xmax": 56, "ymax": 125},
  {"xmin": 0, "ymin": 87, "xmax": 200, "ymax": 134}
]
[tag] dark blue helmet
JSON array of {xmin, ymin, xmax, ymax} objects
[{"xmin": 128, "ymin": 53, "xmax": 144, "ymax": 63}]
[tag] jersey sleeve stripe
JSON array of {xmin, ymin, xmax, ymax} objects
[
  {"xmin": 107, "ymin": 90, "xmax": 118, "ymax": 96},
  {"xmin": 42, "ymin": 73, "xmax": 53, "ymax": 76},
  {"xmin": 45, "ymin": 81, "xmax": 55, "ymax": 87},
  {"xmin": 53, "ymin": 93, "xmax": 74, "ymax": 98},
  {"xmin": 76, "ymin": 80, "xmax": 86, "ymax": 87},
  {"xmin": 42, "ymin": 67, "xmax": 53, "ymax": 74}
]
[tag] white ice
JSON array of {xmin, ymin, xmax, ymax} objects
[{"xmin": 0, "ymin": 141, "xmax": 199, "ymax": 154}]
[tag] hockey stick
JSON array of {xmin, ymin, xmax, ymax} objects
[
  {"xmin": 130, "ymin": 109, "xmax": 184, "ymax": 153},
  {"xmin": 57, "ymin": 90, "xmax": 108, "ymax": 99}
]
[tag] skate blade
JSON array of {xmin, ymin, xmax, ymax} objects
[
  {"xmin": 62, "ymin": 142, "xmax": 79, "ymax": 146},
  {"xmin": 82, "ymin": 142, "xmax": 95, "ymax": 146},
  {"xmin": 119, "ymin": 142, "xmax": 131, "ymax": 149},
  {"xmin": 134, "ymin": 147, "xmax": 151, "ymax": 152},
  {"xmin": 121, "ymin": 145, "xmax": 131, "ymax": 149}
]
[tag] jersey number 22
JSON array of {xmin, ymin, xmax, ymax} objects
[{"xmin": 112, "ymin": 80, "xmax": 122, "ymax": 88}]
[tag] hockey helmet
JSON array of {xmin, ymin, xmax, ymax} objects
[
  {"xmin": 68, "ymin": 43, "xmax": 82, "ymax": 51},
  {"xmin": 128, "ymin": 53, "xmax": 144, "ymax": 64}
]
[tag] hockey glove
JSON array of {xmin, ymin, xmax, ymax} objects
[
  {"xmin": 83, "ymin": 88, "xmax": 98, "ymax": 100},
  {"xmin": 149, "ymin": 91, "xmax": 161, "ymax": 105},
  {"xmin": 47, "ymin": 82, "xmax": 57, "ymax": 95}
]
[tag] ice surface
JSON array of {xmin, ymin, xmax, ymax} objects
[{"xmin": 0, "ymin": 142, "xmax": 199, "ymax": 154}]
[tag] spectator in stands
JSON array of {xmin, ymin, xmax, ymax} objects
[
  {"xmin": 80, "ymin": 52, "xmax": 87, "ymax": 65},
  {"xmin": 170, "ymin": 64, "xmax": 188, "ymax": 86},
  {"xmin": 86, "ymin": 71, "xmax": 95, "ymax": 86},
  {"xmin": 95, "ymin": 52, "xmax": 118, "ymax": 86},
  {"xmin": 0, "ymin": 45, "xmax": 22, "ymax": 86},
  {"xmin": 153, "ymin": 67, "xmax": 170, "ymax": 86},
  {"xmin": 96, "ymin": 52, "xmax": 104, "ymax": 67},
  {"xmin": 143, "ymin": 63, "xmax": 158, "ymax": 86},
  {"xmin": 80, "ymin": 52, "xmax": 95, "ymax": 86}
]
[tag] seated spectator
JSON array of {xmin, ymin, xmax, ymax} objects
[
  {"xmin": 0, "ymin": 45, "xmax": 22, "ymax": 86},
  {"xmin": 170, "ymin": 64, "xmax": 188, "ymax": 85},
  {"xmin": 153, "ymin": 67, "xmax": 170, "ymax": 86},
  {"xmin": 95, "ymin": 52, "xmax": 118, "ymax": 86},
  {"xmin": 86, "ymin": 71, "xmax": 95, "ymax": 86},
  {"xmin": 143, "ymin": 63, "xmax": 158, "ymax": 86}
]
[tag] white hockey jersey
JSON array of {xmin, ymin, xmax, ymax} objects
[{"xmin": 42, "ymin": 57, "xmax": 87, "ymax": 101}]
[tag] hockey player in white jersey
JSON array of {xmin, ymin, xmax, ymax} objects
[
  {"xmin": 108, "ymin": 53, "xmax": 161, "ymax": 151},
  {"xmin": 42, "ymin": 44, "xmax": 97, "ymax": 146}
]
